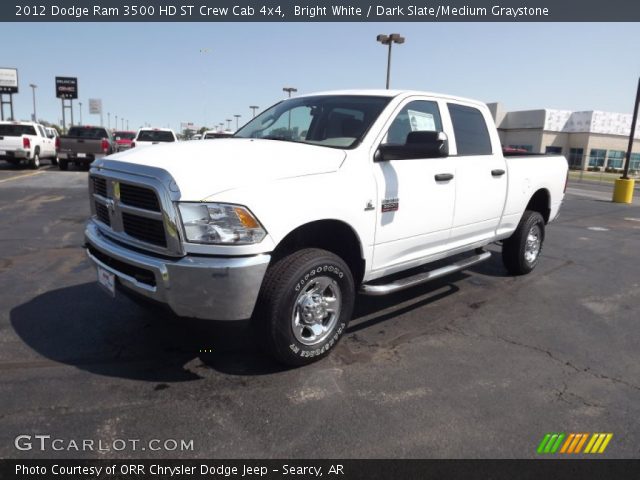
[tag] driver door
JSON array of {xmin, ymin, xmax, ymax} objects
[{"xmin": 372, "ymin": 99, "xmax": 456, "ymax": 274}]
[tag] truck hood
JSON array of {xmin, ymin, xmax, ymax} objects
[{"xmin": 106, "ymin": 139, "xmax": 346, "ymax": 200}]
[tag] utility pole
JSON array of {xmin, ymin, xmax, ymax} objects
[
  {"xmin": 78, "ymin": 101, "xmax": 83, "ymax": 125},
  {"xmin": 376, "ymin": 33, "xmax": 405, "ymax": 89},
  {"xmin": 250, "ymin": 105, "xmax": 259, "ymax": 118},
  {"xmin": 29, "ymin": 84, "xmax": 37, "ymax": 122},
  {"xmin": 234, "ymin": 114, "xmax": 241, "ymax": 130}
]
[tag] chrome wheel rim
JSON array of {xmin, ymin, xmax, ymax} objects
[
  {"xmin": 524, "ymin": 224, "xmax": 541, "ymax": 264},
  {"xmin": 292, "ymin": 276, "xmax": 341, "ymax": 346}
]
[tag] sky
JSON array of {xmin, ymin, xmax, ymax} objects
[{"xmin": 2, "ymin": 22, "xmax": 639, "ymax": 132}]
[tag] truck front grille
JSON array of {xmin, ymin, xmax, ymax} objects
[
  {"xmin": 92, "ymin": 176, "xmax": 107, "ymax": 197},
  {"xmin": 122, "ymin": 212, "xmax": 167, "ymax": 247},
  {"xmin": 120, "ymin": 184, "xmax": 160, "ymax": 211},
  {"xmin": 95, "ymin": 202, "xmax": 110, "ymax": 225},
  {"xmin": 89, "ymin": 173, "xmax": 181, "ymax": 256}
]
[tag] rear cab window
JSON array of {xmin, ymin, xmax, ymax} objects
[
  {"xmin": 137, "ymin": 130, "xmax": 175, "ymax": 142},
  {"xmin": 67, "ymin": 127, "xmax": 109, "ymax": 139},
  {"xmin": 0, "ymin": 124, "xmax": 37, "ymax": 136},
  {"xmin": 446, "ymin": 103, "xmax": 492, "ymax": 155}
]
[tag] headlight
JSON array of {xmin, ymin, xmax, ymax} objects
[{"xmin": 178, "ymin": 203, "xmax": 266, "ymax": 245}]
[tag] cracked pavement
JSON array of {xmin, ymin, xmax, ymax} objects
[{"xmin": 1, "ymin": 165, "xmax": 639, "ymax": 458}]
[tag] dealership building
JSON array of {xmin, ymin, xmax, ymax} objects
[{"xmin": 488, "ymin": 103, "xmax": 640, "ymax": 172}]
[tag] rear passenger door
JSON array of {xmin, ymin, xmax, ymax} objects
[{"xmin": 446, "ymin": 102, "xmax": 507, "ymax": 246}]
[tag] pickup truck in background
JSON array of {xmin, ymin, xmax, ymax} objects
[
  {"xmin": 113, "ymin": 131, "xmax": 136, "ymax": 152},
  {"xmin": 58, "ymin": 126, "xmax": 116, "ymax": 170},
  {"xmin": 131, "ymin": 128, "xmax": 177, "ymax": 148},
  {"xmin": 85, "ymin": 90, "xmax": 568, "ymax": 366},
  {"xmin": 202, "ymin": 130, "xmax": 234, "ymax": 139},
  {"xmin": 0, "ymin": 121, "xmax": 58, "ymax": 168}
]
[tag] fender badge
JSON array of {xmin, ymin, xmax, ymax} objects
[{"xmin": 381, "ymin": 198, "xmax": 399, "ymax": 212}]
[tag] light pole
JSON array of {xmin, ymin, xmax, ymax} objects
[
  {"xmin": 250, "ymin": 105, "xmax": 259, "ymax": 118},
  {"xmin": 283, "ymin": 87, "xmax": 297, "ymax": 98},
  {"xmin": 226, "ymin": 119, "xmax": 232, "ymax": 130},
  {"xmin": 28, "ymin": 84, "xmax": 37, "ymax": 122},
  {"xmin": 218, "ymin": 122, "xmax": 224, "ymax": 132},
  {"xmin": 78, "ymin": 101, "xmax": 83, "ymax": 125},
  {"xmin": 376, "ymin": 33, "xmax": 405, "ymax": 89},
  {"xmin": 126, "ymin": 119, "xmax": 129, "ymax": 130},
  {"xmin": 121, "ymin": 118, "xmax": 124, "ymax": 130},
  {"xmin": 107, "ymin": 112, "xmax": 111, "ymax": 129},
  {"xmin": 234, "ymin": 114, "xmax": 241, "ymax": 130},
  {"xmin": 115, "ymin": 115, "xmax": 118, "ymax": 131}
]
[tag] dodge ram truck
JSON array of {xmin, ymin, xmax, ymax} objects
[
  {"xmin": 84, "ymin": 90, "xmax": 568, "ymax": 366},
  {"xmin": 58, "ymin": 126, "xmax": 116, "ymax": 170}
]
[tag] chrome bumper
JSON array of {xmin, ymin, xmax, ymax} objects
[{"xmin": 84, "ymin": 222, "xmax": 270, "ymax": 321}]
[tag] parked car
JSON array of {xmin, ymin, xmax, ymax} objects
[
  {"xmin": 84, "ymin": 90, "xmax": 568, "ymax": 366},
  {"xmin": 0, "ymin": 121, "xmax": 58, "ymax": 168},
  {"xmin": 58, "ymin": 126, "xmax": 116, "ymax": 171},
  {"xmin": 113, "ymin": 131, "xmax": 136, "ymax": 152},
  {"xmin": 131, "ymin": 128, "xmax": 177, "ymax": 148},
  {"xmin": 202, "ymin": 130, "xmax": 235, "ymax": 139}
]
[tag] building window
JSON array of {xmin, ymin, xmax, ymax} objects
[
  {"xmin": 508, "ymin": 144, "xmax": 533, "ymax": 152},
  {"xmin": 545, "ymin": 146, "xmax": 562, "ymax": 155},
  {"xmin": 588, "ymin": 149, "xmax": 606, "ymax": 167},
  {"xmin": 606, "ymin": 150, "xmax": 625, "ymax": 169},
  {"xmin": 630, "ymin": 153, "xmax": 640, "ymax": 172},
  {"xmin": 569, "ymin": 148, "xmax": 584, "ymax": 168}
]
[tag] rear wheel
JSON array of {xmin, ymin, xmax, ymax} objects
[
  {"xmin": 29, "ymin": 152, "xmax": 40, "ymax": 169},
  {"xmin": 502, "ymin": 210, "xmax": 545, "ymax": 275},
  {"xmin": 51, "ymin": 155, "xmax": 58, "ymax": 166},
  {"xmin": 255, "ymin": 248, "xmax": 354, "ymax": 366},
  {"xmin": 58, "ymin": 159, "xmax": 69, "ymax": 171}
]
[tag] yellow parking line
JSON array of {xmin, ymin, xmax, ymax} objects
[{"xmin": 0, "ymin": 170, "xmax": 44, "ymax": 184}]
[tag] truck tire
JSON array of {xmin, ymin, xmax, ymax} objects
[
  {"xmin": 256, "ymin": 248, "xmax": 355, "ymax": 366},
  {"xmin": 51, "ymin": 155, "xmax": 58, "ymax": 166},
  {"xmin": 58, "ymin": 159, "xmax": 69, "ymax": 171},
  {"xmin": 502, "ymin": 210, "xmax": 545, "ymax": 275},
  {"xmin": 30, "ymin": 151, "xmax": 40, "ymax": 169}
]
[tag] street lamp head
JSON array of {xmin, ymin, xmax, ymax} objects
[
  {"xmin": 29, "ymin": 84, "xmax": 38, "ymax": 89},
  {"xmin": 389, "ymin": 33, "xmax": 405, "ymax": 44},
  {"xmin": 376, "ymin": 34, "xmax": 389, "ymax": 44}
]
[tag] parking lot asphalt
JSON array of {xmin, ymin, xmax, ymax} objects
[{"xmin": 1, "ymin": 163, "xmax": 639, "ymax": 459}]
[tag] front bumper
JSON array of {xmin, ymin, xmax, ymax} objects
[{"xmin": 84, "ymin": 221, "xmax": 270, "ymax": 320}]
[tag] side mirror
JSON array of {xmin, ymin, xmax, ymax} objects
[{"xmin": 375, "ymin": 131, "xmax": 449, "ymax": 161}]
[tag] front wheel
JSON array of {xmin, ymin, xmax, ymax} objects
[
  {"xmin": 502, "ymin": 210, "xmax": 545, "ymax": 275},
  {"xmin": 255, "ymin": 248, "xmax": 355, "ymax": 366}
]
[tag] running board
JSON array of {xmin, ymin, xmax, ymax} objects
[{"xmin": 360, "ymin": 250, "xmax": 492, "ymax": 296}]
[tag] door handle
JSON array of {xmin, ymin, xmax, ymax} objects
[
  {"xmin": 434, "ymin": 173, "xmax": 454, "ymax": 182},
  {"xmin": 491, "ymin": 169, "xmax": 505, "ymax": 176}
]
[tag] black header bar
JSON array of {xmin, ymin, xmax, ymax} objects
[{"xmin": 4, "ymin": 0, "xmax": 640, "ymax": 22}]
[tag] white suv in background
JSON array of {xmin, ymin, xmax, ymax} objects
[
  {"xmin": 0, "ymin": 121, "xmax": 58, "ymax": 168},
  {"xmin": 131, "ymin": 128, "xmax": 177, "ymax": 148}
]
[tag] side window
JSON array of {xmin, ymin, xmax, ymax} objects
[
  {"xmin": 37, "ymin": 126, "xmax": 46, "ymax": 138},
  {"xmin": 384, "ymin": 100, "xmax": 442, "ymax": 145},
  {"xmin": 447, "ymin": 104, "xmax": 492, "ymax": 155}
]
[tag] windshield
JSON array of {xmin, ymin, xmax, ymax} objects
[
  {"xmin": 137, "ymin": 130, "xmax": 175, "ymax": 142},
  {"xmin": 114, "ymin": 131, "xmax": 135, "ymax": 140},
  {"xmin": 0, "ymin": 124, "xmax": 37, "ymax": 136},
  {"xmin": 67, "ymin": 127, "xmax": 109, "ymax": 139},
  {"xmin": 234, "ymin": 95, "xmax": 391, "ymax": 149}
]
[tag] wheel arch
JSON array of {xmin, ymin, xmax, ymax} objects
[
  {"xmin": 271, "ymin": 219, "xmax": 366, "ymax": 286},
  {"xmin": 526, "ymin": 188, "xmax": 551, "ymax": 223}
]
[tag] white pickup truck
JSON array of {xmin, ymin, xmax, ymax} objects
[
  {"xmin": 0, "ymin": 121, "xmax": 58, "ymax": 168},
  {"xmin": 84, "ymin": 90, "xmax": 568, "ymax": 365},
  {"xmin": 131, "ymin": 128, "xmax": 178, "ymax": 148}
]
